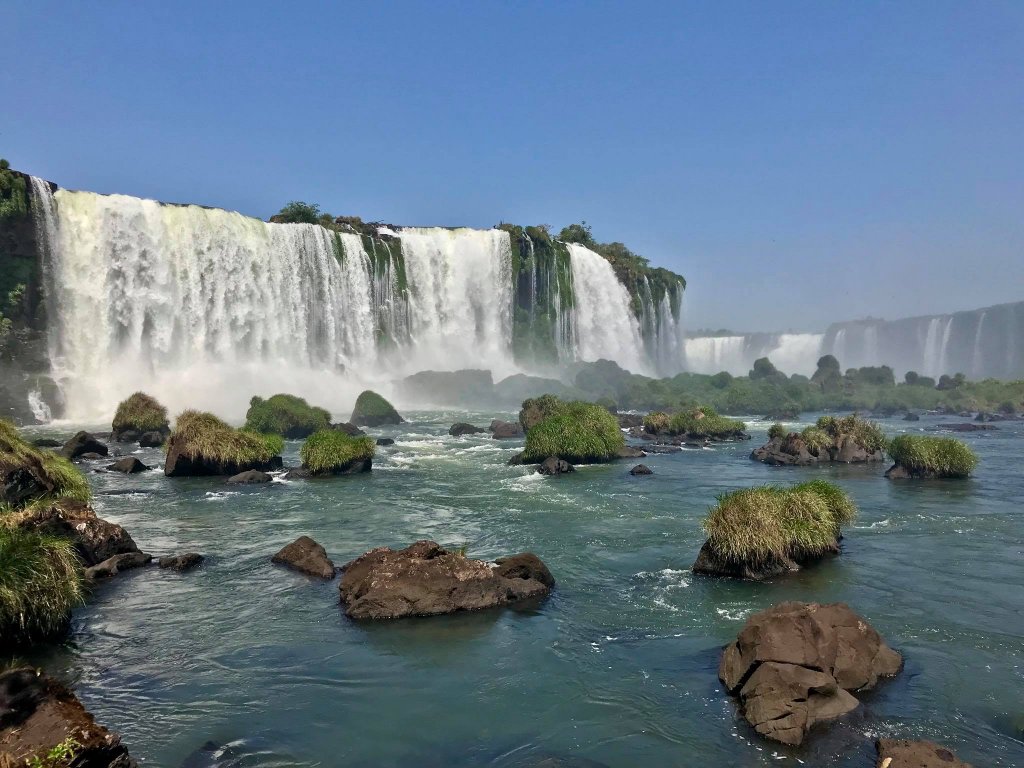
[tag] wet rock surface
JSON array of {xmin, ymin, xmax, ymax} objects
[
  {"xmin": 13, "ymin": 499, "xmax": 141, "ymax": 567},
  {"xmin": 271, "ymin": 536, "xmax": 335, "ymax": 579},
  {"xmin": 629, "ymin": 464, "xmax": 653, "ymax": 475},
  {"xmin": 85, "ymin": 552, "xmax": 152, "ymax": 580},
  {"xmin": 158, "ymin": 553, "xmax": 204, "ymax": 572},
  {"xmin": 339, "ymin": 540, "xmax": 554, "ymax": 620},
  {"xmin": 751, "ymin": 433, "xmax": 884, "ymax": 466},
  {"xmin": 538, "ymin": 456, "xmax": 574, "ymax": 475},
  {"xmin": 875, "ymin": 738, "xmax": 974, "ymax": 767},
  {"xmin": 490, "ymin": 419, "xmax": 524, "ymax": 439},
  {"xmin": 106, "ymin": 457, "xmax": 149, "ymax": 474},
  {"xmin": 719, "ymin": 602, "xmax": 902, "ymax": 746},
  {"xmin": 226, "ymin": 470, "xmax": 272, "ymax": 484},
  {"xmin": 449, "ymin": 422, "xmax": 486, "ymax": 436},
  {"xmin": 61, "ymin": 431, "xmax": 109, "ymax": 460}
]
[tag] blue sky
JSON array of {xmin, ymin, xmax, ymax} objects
[{"xmin": 4, "ymin": 1, "xmax": 1023, "ymax": 330}]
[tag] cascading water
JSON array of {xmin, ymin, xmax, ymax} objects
[{"xmin": 682, "ymin": 333, "xmax": 824, "ymax": 376}]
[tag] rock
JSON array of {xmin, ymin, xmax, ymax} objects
[
  {"xmin": 519, "ymin": 395, "xmax": 563, "ymax": 431},
  {"xmin": 331, "ymin": 421, "xmax": 366, "ymax": 436},
  {"xmin": 106, "ymin": 457, "xmax": 149, "ymax": 474},
  {"xmin": 159, "ymin": 553, "xmax": 204, "ymax": 572},
  {"xmin": 490, "ymin": 419, "xmax": 524, "ymax": 439},
  {"xmin": 375, "ymin": 437, "xmax": 395, "ymax": 446},
  {"xmin": 884, "ymin": 464, "xmax": 915, "ymax": 480},
  {"xmin": 537, "ymin": 456, "xmax": 574, "ymax": 475},
  {"xmin": 138, "ymin": 430, "xmax": 166, "ymax": 448},
  {"xmin": 226, "ymin": 470, "xmax": 272, "ymax": 484},
  {"xmin": 629, "ymin": 464, "xmax": 653, "ymax": 475},
  {"xmin": 876, "ymin": 739, "xmax": 974, "ymax": 768},
  {"xmin": 112, "ymin": 428, "xmax": 142, "ymax": 443},
  {"xmin": 449, "ymin": 422, "xmax": 485, "ymax": 437},
  {"xmin": 903, "ymin": 412, "xmax": 921, "ymax": 421},
  {"xmin": 643, "ymin": 443, "xmax": 683, "ymax": 454},
  {"xmin": 283, "ymin": 467, "xmax": 312, "ymax": 479},
  {"xmin": 507, "ymin": 451, "xmax": 526, "ymax": 465},
  {"xmin": 350, "ymin": 390, "xmax": 403, "ymax": 427},
  {"xmin": 751, "ymin": 432, "xmax": 884, "ymax": 467},
  {"xmin": 0, "ymin": 668, "xmax": 137, "ymax": 767},
  {"xmin": 60, "ymin": 431, "xmax": 109, "ymax": 460},
  {"xmin": 14, "ymin": 499, "xmax": 141, "ymax": 567},
  {"xmin": 692, "ymin": 539, "xmax": 800, "ymax": 580},
  {"xmin": 30, "ymin": 437, "xmax": 61, "ymax": 448},
  {"xmin": 616, "ymin": 413, "xmax": 644, "ymax": 429},
  {"xmin": 80, "ymin": 452, "xmax": 106, "ymax": 460},
  {"xmin": 936, "ymin": 423, "xmax": 996, "ymax": 432},
  {"xmin": 164, "ymin": 442, "xmax": 283, "ymax": 478},
  {"xmin": 719, "ymin": 602, "xmax": 902, "ymax": 746},
  {"xmin": 85, "ymin": 551, "xmax": 152, "ymax": 580},
  {"xmin": 616, "ymin": 446, "xmax": 645, "ymax": 459},
  {"xmin": 271, "ymin": 536, "xmax": 335, "ymax": 579},
  {"xmin": 338, "ymin": 540, "xmax": 554, "ymax": 619}
]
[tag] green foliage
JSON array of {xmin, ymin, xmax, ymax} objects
[
  {"xmin": 299, "ymin": 429, "xmax": 375, "ymax": 474},
  {"xmin": 26, "ymin": 737, "xmax": 82, "ymax": 768},
  {"xmin": 274, "ymin": 201, "xmax": 322, "ymax": 224},
  {"xmin": 643, "ymin": 411, "xmax": 670, "ymax": 434},
  {"xmin": 888, "ymin": 435, "xmax": 978, "ymax": 477},
  {"xmin": 846, "ymin": 365, "xmax": 896, "ymax": 387},
  {"xmin": 557, "ymin": 221, "xmax": 595, "ymax": 247},
  {"xmin": 749, "ymin": 357, "xmax": 783, "ymax": 381},
  {"xmin": 667, "ymin": 407, "xmax": 745, "ymax": 438},
  {"xmin": 519, "ymin": 393, "xmax": 567, "ymax": 430},
  {"xmin": 170, "ymin": 411, "xmax": 282, "ymax": 465},
  {"xmin": 522, "ymin": 401, "xmax": 624, "ymax": 463},
  {"xmin": 0, "ymin": 527, "xmax": 83, "ymax": 647},
  {"xmin": 799, "ymin": 426, "xmax": 832, "ymax": 453},
  {"xmin": 244, "ymin": 394, "xmax": 331, "ymax": 437},
  {"xmin": 767, "ymin": 423, "xmax": 788, "ymax": 440},
  {"xmin": 0, "ymin": 159, "xmax": 28, "ymax": 221},
  {"xmin": 111, "ymin": 391, "xmax": 169, "ymax": 433},
  {"xmin": 816, "ymin": 414, "xmax": 887, "ymax": 453},
  {"xmin": 350, "ymin": 390, "xmax": 401, "ymax": 422},
  {"xmin": 702, "ymin": 481, "xmax": 856, "ymax": 568},
  {"xmin": 937, "ymin": 373, "xmax": 967, "ymax": 391},
  {"xmin": 0, "ymin": 421, "xmax": 91, "ymax": 510}
]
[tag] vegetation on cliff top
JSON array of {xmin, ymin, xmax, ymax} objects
[
  {"xmin": 170, "ymin": 411, "xmax": 283, "ymax": 464},
  {"xmin": 522, "ymin": 399, "xmax": 624, "ymax": 464},
  {"xmin": 112, "ymin": 392, "xmax": 169, "ymax": 434},
  {"xmin": 0, "ymin": 421, "xmax": 91, "ymax": 510},
  {"xmin": 887, "ymin": 435, "xmax": 978, "ymax": 478},
  {"xmin": 300, "ymin": 429, "xmax": 375, "ymax": 475},
  {"xmin": 244, "ymin": 394, "xmax": 331, "ymax": 438},
  {"xmin": 702, "ymin": 480, "xmax": 856, "ymax": 569},
  {"xmin": 0, "ymin": 158, "xmax": 28, "ymax": 222}
]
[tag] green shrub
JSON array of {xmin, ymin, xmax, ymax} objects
[
  {"xmin": 888, "ymin": 435, "xmax": 978, "ymax": 477},
  {"xmin": 300, "ymin": 429, "xmax": 375, "ymax": 474},
  {"xmin": 816, "ymin": 414, "xmax": 887, "ymax": 453},
  {"xmin": 643, "ymin": 411, "xmax": 670, "ymax": 434},
  {"xmin": 523, "ymin": 401, "xmax": 624, "ymax": 463},
  {"xmin": 799, "ymin": 426, "xmax": 832, "ymax": 453},
  {"xmin": 520, "ymin": 393, "xmax": 566, "ymax": 431},
  {"xmin": 350, "ymin": 390, "xmax": 402, "ymax": 425},
  {"xmin": 702, "ymin": 481, "xmax": 856, "ymax": 569},
  {"xmin": 111, "ymin": 392, "xmax": 169, "ymax": 433},
  {"xmin": 244, "ymin": 394, "xmax": 331, "ymax": 437},
  {"xmin": 170, "ymin": 411, "xmax": 281, "ymax": 465},
  {"xmin": 767, "ymin": 423, "xmax": 788, "ymax": 441},
  {"xmin": 0, "ymin": 421, "xmax": 91, "ymax": 511},
  {"xmin": 0, "ymin": 527, "xmax": 83, "ymax": 646},
  {"xmin": 274, "ymin": 201, "xmax": 322, "ymax": 224},
  {"xmin": 668, "ymin": 407, "xmax": 745, "ymax": 438}
]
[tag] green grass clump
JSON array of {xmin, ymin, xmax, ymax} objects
[
  {"xmin": 0, "ymin": 421, "xmax": 91, "ymax": 511},
  {"xmin": 523, "ymin": 401, "xmax": 624, "ymax": 463},
  {"xmin": 0, "ymin": 527, "xmax": 83, "ymax": 646},
  {"xmin": 767, "ymin": 423, "xmax": 788, "ymax": 441},
  {"xmin": 519, "ymin": 393, "xmax": 566, "ymax": 430},
  {"xmin": 643, "ymin": 411, "xmax": 670, "ymax": 434},
  {"xmin": 799, "ymin": 426, "xmax": 833, "ymax": 453},
  {"xmin": 888, "ymin": 434, "xmax": 978, "ymax": 477},
  {"xmin": 111, "ymin": 391, "xmax": 169, "ymax": 433},
  {"xmin": 668, "ymin": 407, "xmax": 745, "ymax": 438},
  {"xmin": 816, "ymin": 414, "xmax": 887, "ymax": 453},
  {"xmin": 702, "ymin": 480, "xmax": 856, "ymax": 569},
  {"xmin": 170, "ymin": 411, "xmax": 281, "ymax": 465},
  {"xmin": 300, "ymin": 429, "xmax": 375, "ymax": 474},
  {"xmin": 243, "ymin": 394, "xmax": 331, "ymax": 437},
  {"xmin": 350, "ymin": 390, "xmax": 402, "ymax": 424}
]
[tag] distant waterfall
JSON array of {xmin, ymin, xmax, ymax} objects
[{"xmin": 682, "ymin": 333, "xmax": 825, "ymax": 376}]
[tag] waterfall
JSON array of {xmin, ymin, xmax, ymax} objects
[
  {"xmin": 970, "ymin": 312, "xmax": 987, "ymax": 378},
  {"xmin": 27, "ymin": 389, "xmax": 52, "ymax": 423},
  {"xmin": 564, "ymin": 244, "xmax": 648, "ymax": 374},
  {"xmin": 682, "ymin": 336, "xmax": 748, "ymax": 375}
]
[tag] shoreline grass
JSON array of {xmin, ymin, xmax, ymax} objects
[
  {"xmin": 888, "ymin": 434, "xmax": 978, "ymax": 477},
  {"xmin": 0, "ymin": 420, "xmax": 91, "ymax": 511}
]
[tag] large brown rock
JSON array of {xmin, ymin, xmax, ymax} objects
[
  {"xmin": 338, "ymin": 540, "xmax": 554, "ymax": 619},
  {"xmin": 12, "ymin": 499, "xmax": 140, "ymax": 567},
  {"xmin": 163, "ymin": 436, "xmax": 282, "ymax": 477},
  {"xmin": 0, "ymin": 668, "xmax": 137, "ymax": 767},
  {"xmin": 60, "ymin": 431, "xmax": 109, "ymax": 461},
  {"xmin": 490, "ymin": 419, "xmax": 524, "ymax": 439},
  {"xmin": 876, "ymin": 738, "xmax": 974, "ymax": 767},
  {"xmin": 720, "ymin": 602, "xmax": 902, "ymax": 746},
  {"xmin": 271, "ymin": 536, "xmax": 335, "ymax": 579},
  {"xmin": 751, "ymin": 432, "xmax": 884, "ymax": 466}
]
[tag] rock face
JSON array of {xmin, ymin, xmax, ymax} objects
[
  {"xmin": 719, "ymin": 602, "xmax": 903, "ymax": 746},
  {"xmin": 13, "ymin": 499, "xmax": 141, "ymax": 567},
  {"xmin": 159, "ymin": 553, "xmax": 204, "ymax": 572},
  {"xmin": 629, "ymin": 464, "xmax": 653, "ymax": 475},
  {"xmin": 876, "ymin": 739, "xmax": 974, "ymax": 768},
  {"xmin": 226, "ymin": 470, "xmax": 272, "ymax": 484},
  {"xmin": 106, "ymin": 457, "xmax": 148, "ymax": 474},
  {"xmin": 0, "ymin": 668, "xmax": 137, "ymax": 767},
  {"xmin": 271, "ymin": 536, "xmax": 335, "ymax": 579},
  {"xmin": 163, "ymin": 439, "xmax": 282, "ymax": 478},
  {"xmin": 61, "ymin": 431, "xmax": 109, "ymax": 460},
  {"xmin": 449, "ymin": 422, "xmax": 485, "ymax": 437},
  {"xmin": 537, "ymin": 456, "xmax": 574, "ymax": 475},
  {"xmin": 338, "ymin": 540, "xmax": 554, "ymax": 620},
  {"xmin": 751, "ymin": 433, "xmax": 885, "ymax": 466},
  {"xmin": 490, "ymin": 419, "xmax": 524, "ymax": 439}
]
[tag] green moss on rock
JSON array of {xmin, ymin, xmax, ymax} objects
[
  {"xmin": 522, "ymin": 400, "xmax": 624, "ymax": 464},
  {"xmin": 350, "ymin": 390, "xmax": 403, "ymax": 427},
  {"xmin": 0, "ymin": 420, "xmax": 91, "ymax": 511},
  {"xmin": 244, "ymin": 393, "xmax": 331, "ymax": 438},
  {"xmin": 300, "ymin": 429, "xmax": 375, "ymax": 475},
  {"xmin": 887, "ymin": 435, "xmax": 978, "ymax": 478},
  {"xmin": 112, "ymin": 392, "xmax": 170, "ymax": 435},
  {"xmin": 164, "ymin": 411, "xmax": 283, "ymax": 477}
]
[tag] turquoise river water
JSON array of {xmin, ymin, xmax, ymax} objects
[{"xmin": 20, "ymin": 413, "xmax": 1024, "ymax": 767}]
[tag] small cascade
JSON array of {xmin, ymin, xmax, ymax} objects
[
  {"xmin": 27, "ymin": 389, "xmax": 52, "ymax": 423},
  {"xmin": 970, "ymin": 311, "xmax": 987, "ymax": 378}
]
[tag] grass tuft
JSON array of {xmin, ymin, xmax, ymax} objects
[
  {"xmin": 111, "ymin": 392, "xmax": 169, "ymax": 433},
  {"xmin": 669, "ymin": 407, "xmax": 745, "ymax": 438},
  {"xmin": 767, "ymin": 423, "xmax": 788, "ymax": 441},
  {"xmin": 816, "ymin": 414, "xmax": 887, "ymax": 453},
  {"xmin": 888, "ymin": 434, "xmax": 978, "ymax": 477},
  {"xmin": 300, "ymin": 430, "xmax": 375, "ymax": 474},
  {"xmin": 523, "ymin": 400, "xmax": 624, "ymax": 463},
  {"xmin": 0, "ymin": 527, "xmax": 83, "ymax": 646},
  {"xmin": 243, "ymin": 394, "xmax": 331, "ymax": 437},
  {"xmin": 0, "ymin": 421, "xmax": 91, "ymax": 511},
  {"xmin": 170, "ymin": 411, "xmax": 281, "ymax": 465}
]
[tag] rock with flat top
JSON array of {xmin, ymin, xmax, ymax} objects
[
  {"xmin": 875, "ymin": 739, "xmax": 974, "ymax": 768},
  {"xmin": 271, "ymin": 536, "xmax": 335, "ymax": 579}
]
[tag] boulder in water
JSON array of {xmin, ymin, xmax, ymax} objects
[
  {"xmin": 616, "ymin": 446, "xmax": 645, "ymax": 459},
  {"xmin": 300, "ymin": 429, "xmax": 374, "ymax": 475},
  {"xmin": 138, "ymin": 430, "xmax": 166, "ymax": 448},
  {"xmin": 537, "ymin": 456, "xmax": 574, "ymax": 475},
  {"xmin": 60, "ymin": 431, "xmax": 108, "ymax": 460},
  {"xmin": 629, "ymin": 464, "xmax": 653, "ymax": 475},
  {"xmin": 111, "ymin": 391, "xmax": 170, "ymax": 444},
  {"xmin": 720, "ymin": 602, "xmax": 902, "ymax": 746},
  {"xmin": 243, "ymin": 393, "xmax": 330, "ymax": 439},
  {"xmin": 339, "ymin": 540, "xmax": 554, "ymax": 619},
  {"xmin": 903, "ymin": 412, "xmax": 921, "ymax": 421},
  {"xmin": 490, "ymin": 419, "xmax": 524, "ymax": 439},
  {"xmin": 15, "ymin": 499, "xmax": 141, "ymax": 568},
  {"xmin": 164, "ymin": 411, "xmax": 283, "ymax": 477},
  {"xmin": 350, "ymin": 390, "xmax": 403, "ymax": 427},
  {"xmin": 106, "ymin": 457, "xmax": 149, "ymax": 474},
  {"xmin": 159, "ymin": 553, "xmax": 204, "ymax": 572},
  {"xmin": 271, "ymin": 536, "xmax": 335, "ymax": 579},
  {"xmin": 751, "ymin": 415, "xmax": 886, "ymax": 466},
  {"xmin": 85, "ymin": 551, "xmax": 152, "ymax": 580},
  {"xmin": 375, "ymin": 437, "xmax": 395, "ymax": 446},
  {"xmin": 519, "ymin": 394, "xmax": 564, "ymax": 432},
  {"xmin": 449, "ymin": 422, "xmax": 485, "ymax": 437},
  {"xmin": 875, "ymin": 739, "xmax": 974, "ymax": 768},
  {"xmin": 331, "ymin": 421, "xmax": 366, "ymax": 436},
  {"xmin": 226, "ymin": 469, "xmax": 272, "ymax": 484},
  {"xmin": 0, "ymin": 668, "xmax": 138, "ymax": 766}
]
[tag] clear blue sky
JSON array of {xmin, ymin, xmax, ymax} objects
[{"xmin": 4, "ymin": 1, "xmax": 1023, "ymax": 331}]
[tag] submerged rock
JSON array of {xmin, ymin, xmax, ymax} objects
[
  {"xmin": 629, "ymin": 464, "xmax": 653, "ymax": 475},
  {"xmin": 903, "ymin": 412, "xmax": 921, "ymax": 421},
  {"xmin": 937, "ymin": 422, "xmax": 996, "ymax": 432},
  {"xmin": 375, "ymin": 437, "xmax": 395, "ymax": 446},
  {"xmin": 0, "ymin": 668, "xmax": 138, "ymax": 766},
  {"xmin": 226, "ymin": 469, "xmax": 272, "ymax": 484},
  {"xmin": 271, "ymin": 536, "xmax": 335, "ymax": 579},
  {"xmin": 616, "ymin": 446, "xmax": 645, "ymax": 459},
  {"xmin": 60, "ymin": 431, "xmax": 109, "ymax": 460},
  {"xmin": 85, "ymin": 551, "xmax": 152, "ymax": 580},
  {"xmin": 338, "ymin": 540, "xmax": 554, "ymax": 619},
  {"xmin": 159, "ymin": 553, "xmax": 204, "ymax": 572},
  {"xmin": 331, "ymin": 421, "xmax": 366, "ymax": 436},
  {"xmin": 449, "ymin": 422, "xmax": 486, "ymax": 437},
  {"xmin": 875, "ymin": 739, "xmax": 974, "ymax": 768},
  {"xmin": 720, "ymin": 602, "xmax": 902, "ymax": 746},
  {"xmin": 537, "ymin": 456, "xmax": 574, "ymax": 475},
  {"xmin": 106, "ymin": 457, "xmax": 149, "ymax": 474},
  {"xmin": 490, "ymin": 419, "xmax": 524, "ymax": 439}
]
